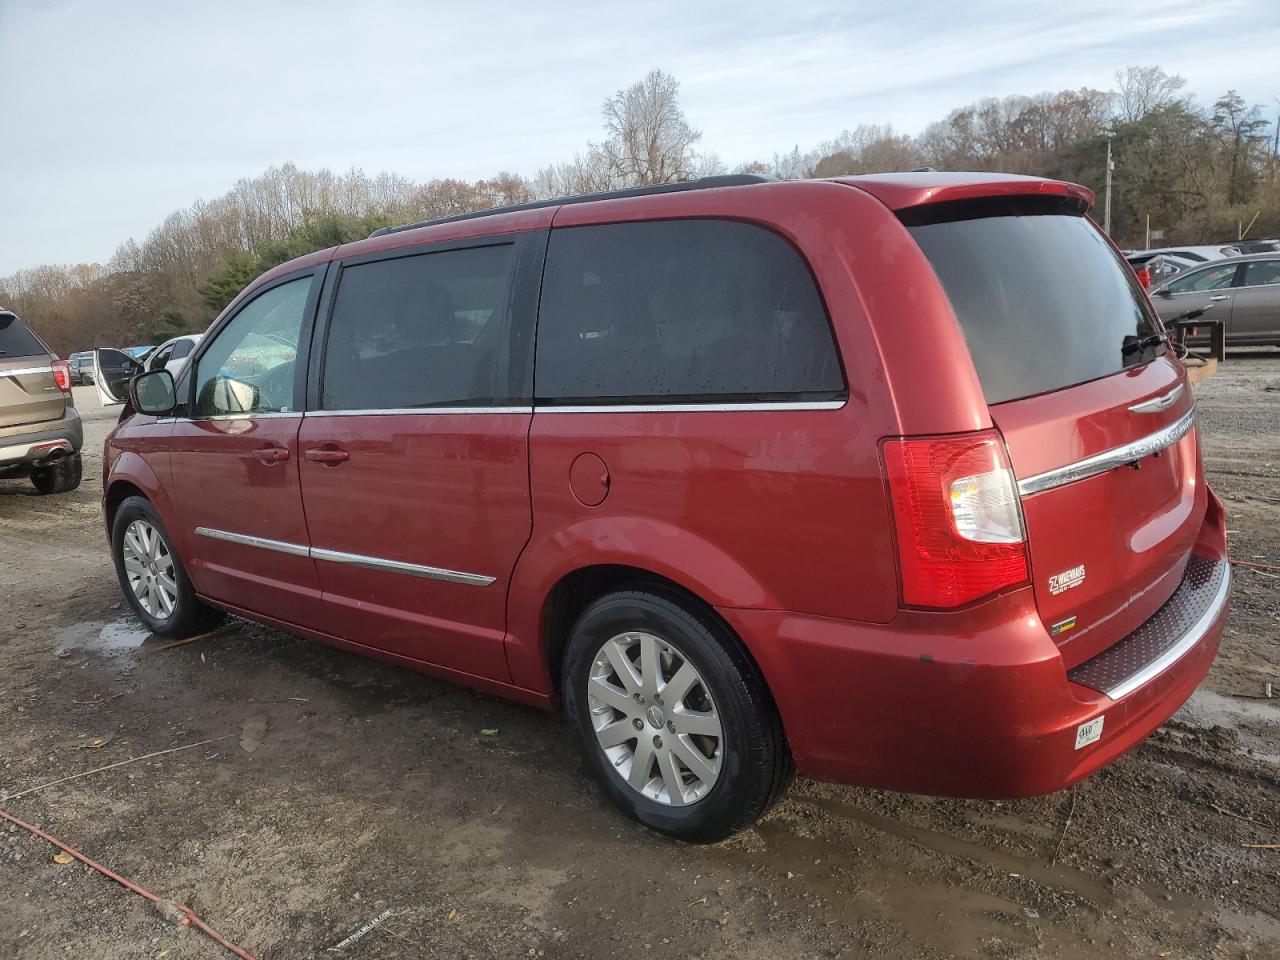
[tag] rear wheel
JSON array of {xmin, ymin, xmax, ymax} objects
[
  {"xmin": 111, "ymin": 496, "xmax": 224, "ymax": 637},
  {"xmin": 30, "ymin": 453, "xmax": 81, "ymax": 495},
  {"xmin": 562, "ymin": 589, "xmax": 793, "ymax": 842}
]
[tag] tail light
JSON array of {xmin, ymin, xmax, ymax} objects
[
  {"xmin": 51, "ymin": 359, "xmax": 72, "ymax": 393},
  {"xmin": 881, "ymin": 431, "xmax": 1029, "ymax": 608}
]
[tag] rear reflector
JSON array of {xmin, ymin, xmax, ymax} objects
[
  {"xmin": 51, "ymin": 359, "xmax": 72, "ymax": 393},
  {"xmin": 882, "ymin": 431, "xmax": 1029, "ymax": 607}
]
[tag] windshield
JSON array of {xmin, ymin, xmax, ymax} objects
[{"xmin": 906, "ymin": 198, "xmax": 1165, "ymax": 405}]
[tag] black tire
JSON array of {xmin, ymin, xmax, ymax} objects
[
  {"xmin": 30, "ymin": 453, "xmax": 82, "ymax": 495},
  {"xmin": 111, "ymin": 495, "xmax": 224, "ymax": 638},
  {"xmin": 562, "ymin": 588, "xmax": 793, "ymax": 843}
]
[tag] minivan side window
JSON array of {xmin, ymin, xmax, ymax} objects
[
  {"xmin": 321, "ymin": 244, "xmax": 517, "ymax": 410},
  {"xmin": 193, "ymin": 277, "xmax": 311, "ymax": 417},
  {"xmin": 535, "ymin": 220, "xmax": 845, "ymax": 403}
]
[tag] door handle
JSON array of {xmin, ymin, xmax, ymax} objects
[
  {"xmin": 1209, "ymin": 295, "xmax": 1231, "ymax": 301},
  {"xmin": 304, "ymin": 446, "xmax": 350, "ymax": 465},
  {"xmin": 251, "ymin": 446, "xmax": 290, "ymax": 464}
]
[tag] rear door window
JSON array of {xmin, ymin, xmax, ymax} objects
[
  {"xmin": 321, "ymin": 243, "xmax": 517, "ymax": 410},
  {"xmin": 535, "ymin": 219, "xmax": 845, "ymax": 403},
  {"xmin": 905, "ymin": 199, "xmax": 1168, "ymax": 405},
  {"xmin": 1242, "ymin": 260, "xmax": 1280, "ymax": 287},
  {"xmin": 0, "ymin": 313, "xmax": 46, "ymax": 359}
]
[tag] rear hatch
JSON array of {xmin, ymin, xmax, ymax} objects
[
  {"xmin": 905, "ymin": 196, "xmax": 1204, "ymax": 668},
  {"xmin": 0, "ymin": 312, "xmax": 65, "ymax": 429}
]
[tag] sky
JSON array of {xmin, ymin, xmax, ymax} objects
[{"xmin": 1, "ymin": 0, "xmax": 1278, "ymax": 276}]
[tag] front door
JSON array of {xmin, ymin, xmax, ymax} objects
[
  {"xmin": 167, "ymin": 270, "xmax": 324, "ymax": 627},
  {"xmin": 298, "ymin": 235, "xmax": 542, "ymax": 679}
]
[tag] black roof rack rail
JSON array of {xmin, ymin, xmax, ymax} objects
[{"xmin": 366, "ymin": 174, "xmax": 777, "ymax": 239}]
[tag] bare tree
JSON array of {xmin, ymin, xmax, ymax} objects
[
  {"xmin": 1113, "ymin": 66, "xmax": 1185, "ymax": 123},
  {"xmin": 599, "ymin": 69, "xmax": 702, "ymax": 185}
]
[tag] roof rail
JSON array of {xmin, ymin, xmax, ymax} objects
[{"xmin": 366, "ymin": 174, "xmax": 777, "ymax": 239}]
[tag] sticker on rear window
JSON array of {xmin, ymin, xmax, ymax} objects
[
  {"xmin": 1049, "ymin": 564, "xmax": 1086, "ymax": 595},
  {"xmin": 1075, "ymin": 716, "xmax": 1105, "ymax": 750}
]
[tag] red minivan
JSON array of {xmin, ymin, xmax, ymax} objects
[{"xmin": 99, "ymin": 173, "xmax": 1231, "ymax": 841}]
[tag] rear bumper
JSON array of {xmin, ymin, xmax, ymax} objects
[
  {"xmin": 720, "ymin": 493, "xmax": 1231, "ymax": 799},
  {"xmin": 0, "ymin": 409, "xmax": 83, "ymax": 469}
]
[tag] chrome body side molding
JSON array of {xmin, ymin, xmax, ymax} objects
[{"xmin": 194, "ymin": 527, "xmax": 494, "ymax": 586}]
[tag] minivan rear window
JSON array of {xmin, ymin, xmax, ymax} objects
[
  {"xmin": 905, "ymin": 198, "xmax": 1165, "ymax": 405},
  {"xmin": 0, "ymin": 313, "xmax": 47, "ymax": 358},
  {"xmin": 535, "ymin": 220, "xmax": 845, "ymax": 404}
]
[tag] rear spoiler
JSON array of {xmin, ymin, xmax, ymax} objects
[{"xmin": 836, "ymin": 173, "xmax": 1094, "ymax": 214}]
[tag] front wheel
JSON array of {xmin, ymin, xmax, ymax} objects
[
  {"xmin": 562, "ymin": 589, "xmax": 793, "ymax": 843},
  {"xmin": 111, "ymin": 496, "xmax": 224, "ymax": 638}
]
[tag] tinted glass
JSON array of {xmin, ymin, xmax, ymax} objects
[
  {"xmin": 194, "ymin": 277, "xmax": 311, "ymax": 417},
  {"xmin": 322, "ymin": 244, "xmax": 516, "ymax": 410},
  {"xmin": 1168, "ymin": 263, "xmax": 1237, "ymax": 293},
  {"xmin": 1243, "ymin": 260, "xmax": 1280, "ymax": 287},
  {"xmin": 170, "ymin": 339, "xmax": 194, "ymax": 359},
  {"xmin": 0, "ymin": 313, "xmax": 46, "ymax": 358},
  {"xmin": 535, "ymin": 220, "xmax": 844, "ymax": 402},
  {"xmin": 908, "ymin": 206, "xmax": 1165, "ymax": 405}
]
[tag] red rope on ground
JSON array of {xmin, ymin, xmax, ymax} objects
[{"xmin": 0, "ymin": 808, "xmax": 257, "ymax": 960}]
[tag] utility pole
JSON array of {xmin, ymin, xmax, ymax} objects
[
  {"xmin": 1145, "ymin": 213, "xmax": 1150, "ymax": 250},
  {"xmin": 1103, "ymin": 130, "xmax": 1115, "ymax": 236}
]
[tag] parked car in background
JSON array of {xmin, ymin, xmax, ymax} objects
[
  {"xmin": 98, "ymin": 173, "xmax": 1230, "ymax": 842},
  {"xmin": 1149, "ymin": 253, "xmax": 1280, "ymax": 346},
  {"xmin": 145, "ymin": 334, "xmax": 202, "ymax": 378},
  {"xmin": 68, "ymin": 351, "xmax": 95, "ymax": 385},
  {"xmin": 1234, "ymin": 239, "xmax": 1280, "ymax": 255},
  {"xmin": 0, "ymin": 309, "xmax": 83, "ymax": 493}
]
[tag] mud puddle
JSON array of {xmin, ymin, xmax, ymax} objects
[{"xmin": 54, "ymin": 619, "xmax": 154, "ymax": 657}]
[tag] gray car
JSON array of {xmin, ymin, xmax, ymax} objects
[
  {"xmin": 0, "ymin": 309, "xmax": 83, "ymax": 493},
  {"xmin": 1149, "ymin": 253, "xmax": 1280, "ymax": 347}
]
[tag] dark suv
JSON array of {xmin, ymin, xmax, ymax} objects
[{"xmin": 0, "ymin": 309, "xmax": 83, "ymax": 494}]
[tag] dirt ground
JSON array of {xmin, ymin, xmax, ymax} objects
[{"xmin": 1, "ymin": 361, "xmax": 1277, "ymax": 960}]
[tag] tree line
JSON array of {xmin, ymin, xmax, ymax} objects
[{"xmin": 4, "ymin": 66, "xmax": 1277, "ymax": 356}]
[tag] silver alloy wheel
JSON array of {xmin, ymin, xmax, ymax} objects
[
  {"xmin": 121, "ymin": 519, "xmax": 177, "ymax": 619},
  {"xmin": 588, "ymin": 631, "xmax": 723, "ymax": 806}
]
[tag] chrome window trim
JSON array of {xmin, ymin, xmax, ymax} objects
[
  {"xmin": 1, "ymin": 365, "xmax": 54, "ymax": 378},
  {"xmin": 533, "ymin": 399, "xmax": 847, "ymax": 414},
  {"xmin": 193, "ymin": 526, "xmax": 494, "ymax": 586},
  {"xmin": 194, "ymin": 526, "xmax": 310, "ymax": 557},
  {"xmin": 304, "ymin": 406, "xmax": 533, "ymax": 417},
  {"xmin": 1128, "ymin": 383, "xmax": 1184, "ymax": 414},
  {"xmin": 1105, "ymin": 562, "xmax": 1231, "ymax": 700},
  {"xmin": 1017, "ymin": 406, "xmax": 1196, "ymax": 497},
  {"xmin": 185, "ymin": 411, "xmax": 302, "ymax": 422},
  {"xmin": 310, "ymin": 547, "xmax": 496, "ymax": 586}
]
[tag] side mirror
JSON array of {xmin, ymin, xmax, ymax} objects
[
  {"xmin": 130, "ymin": 369, "xmax": 177, "ymax": 415},
  {"xmin": 1154, "ymin": 287, "xmax": 1173, "ymax": 298}
]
